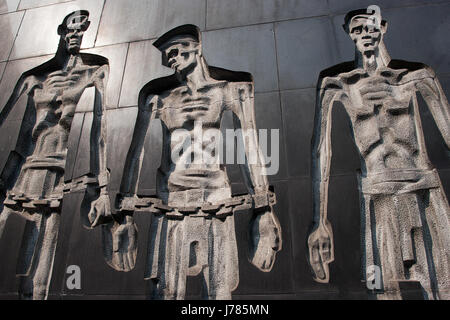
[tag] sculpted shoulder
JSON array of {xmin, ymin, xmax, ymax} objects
[
  {"xmin": 138, "ymin": 74, "xmax": 178, "ymax": 111},
  {"xmin": 318, "ymin": 59, "xmax": 436, "ymax": 90},
  {"xmin": 80, "ymin": 53, "xmax": 110, "ymax": 77},
  {"xmin": 319, "ymin": 61, "xmax": 356, "ymax": 80},
  {"xmin": 388, "ymin": 59, "xmax": 437, "ymax": 83},
  {"xmin": 23, "ymin": 53, "xmax": 108, "ymax": 78},
  {"xmin": 208, "ymin": 66, "xmax": 254, "ymax": 99},
  {"xmin": 317, "ymin": 61, "xmax": 354, "ymax": 91},
  {"xmin": 138, "ymin": 66, "xmax": 255, "ymax": 110},
  {"xmin": 208, "ymin": 66, "xmax": 253, "ymax": 84},
  {"xmin": 79, "ymin": 53, "xmax": 109, "ymax": 69}
]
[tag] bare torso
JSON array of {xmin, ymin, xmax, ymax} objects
[
  {"xmin": 337, "ymin": 67, "xmax": 432, "ymax": 174},
  {"xmin": 12, "ymin": 58, "xmax": 102, "ymax": 199},
  {"xmin": 155, "ymin": 80, "xmax": 240, "ymax": 206}
]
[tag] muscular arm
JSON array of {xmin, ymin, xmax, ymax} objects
[
  {"xmin": 0, "ymin": 74, "xmax": 40, "ymax": 190},
  {"xmin": 94, "ymin": 73, "xmax": 157, "ymax": 273},
  {"xmin": 102, "ymin": 92, "xmax": 156, "ymax": 272},
  {"xmin": 230, "ymin": 83, "xmax": 269, "ymax": 194},
  {"xmin": 119, "ymin": 94, "xmax": 157, "ymax": 198},
  {"xmin": 0, "ymin": 75, "xmax": 39, "ymax": 127},
  {"xmin": 91, "ymin": 65, "xmax": 110, "ymax": 193},
  {"xmin": 416, "ymin": 68, "xmax": 450, "ymax": 149},
  {"xmin": 230, "ymin": 82, "xmax": 281, "ymax": 272},
  {"xmin": 309, "ymin": 76, "xmax": 344, "ymax": 283}
]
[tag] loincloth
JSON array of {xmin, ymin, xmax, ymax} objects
[{"xmin": 361, "ymin": 168, "xmax": 447, "ymax": 266}]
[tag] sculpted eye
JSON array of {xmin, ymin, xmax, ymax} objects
[
  {"xmin": 352, "ymin": 26, "xmax": 362, "ymax": 34},
  {"xmin": 168, "ymin": 49, "xmax": 179, "ymax": 59}
]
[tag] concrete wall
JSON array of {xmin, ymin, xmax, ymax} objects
[{"xmin": 0, "ymin": 0, "xmax": 449, "ymax": 299}]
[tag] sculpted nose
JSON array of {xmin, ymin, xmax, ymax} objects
[{"xmin": 361, "ymin": 27, "xmax": 372, "ymax": 37}]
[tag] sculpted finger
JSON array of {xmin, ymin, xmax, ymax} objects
[
  {"xmin": 117, "ymin": 251, "xmax": 124, "ymax": 271},
  {"xmin": 127, "ymin": 249, "xmax": 137, "ymax": 271},
  {"xmin": 309, "ymin": 239, "xmax": 320, "ymax": 263},
  {"xmin": 252, "ymin": 250, "xmax": 264, "ymax": 270},
  {"xmin": 88, "ymin": 205, "xmax": 97, "ymax": 227},
  {"xmin": 122, "ymin": 252, "xmax": 130, "ymax": 272},
  {"xmin": 309, "ymin": 240, "xmax": 326, "ymax": 280},
  {"xmin": 129, "ymin": 227, "xmax": 137, "ymax": 250},
  {"xmin": 111, "ymin": 251, "xmax": 122, "ymax": 271},
  {"xmin": 112, "ymin": 231, "xmax": 120, "ymax": 253},
  {"xmin": 320, "ymin": 241, "xmax": 331, "ymax": 263},
  {"xmin": 270, "ymin": 226, "xmax": 281, "ymax": 251},
  {"xmin": 91, "ymin": 205, "xmax": 103, "ymax": 228}
]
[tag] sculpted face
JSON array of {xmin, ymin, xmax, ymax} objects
[
  {"xmin": 61, "ymin": 13, "xmax": 90, "ymax": 54},
  {"xmin": 348, "ymin": 15, "xmax": 385, "ymax": 54},
  {"xmin": 162, "ymin": 36, "xmax": 200, "ymax": 74}
]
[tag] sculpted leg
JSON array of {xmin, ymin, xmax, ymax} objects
[
  {"xmin": 202, "ymin": 216, "xmax": 238, "ymax": 300},
  {"xmin": 17, "ymin": 212, "xmax": 59, "ymax": 300},
  {"xmin": 372, "ymin": 195, "xmax": 404, "ymax": 300},
  {"xmin": 151, "ymin": 218, "xmax": 188, "ymax": 300},
  {"xmin": 421, "ymin": 188, "xmax": 450, "ymax": 299},
  {"xmin": 0, "ymin": 207, "xmax": 12, "ymax": 241},
  {"xmin": 397, "ymin": 192, "xmax": 434, "ymax": 300}
]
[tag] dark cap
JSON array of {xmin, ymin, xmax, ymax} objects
[
  {"xmin": 58, "ymin": 10, "xmax": 90, "ymax": 34},
  {"xmin": 344, "ymin": 8, "xmax": 379, "ymax": 26},
  {"xmin": 153, "ymin": 24, "xmax": 201, "ymax": 51}
]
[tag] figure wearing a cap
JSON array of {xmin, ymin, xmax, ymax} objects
[
  {"xmin": 108, "ymin": 25, "xmax": 281, "ymax": 299},
  {"xmin": 308, "ymin": 8, "xmax": 450, "ymax": 299},
  {"xmin": 0, "ymin": 11, "xmax": 110, "ymax": 299}
]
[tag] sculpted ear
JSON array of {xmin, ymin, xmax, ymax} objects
[
  {"xmin": 381, "ymin": 20, "xmax": 388, "ymax": 34},
  {"xmin": 57, "ymin": 25, "xmax": 65, "ymax": 36},
  {"xmin": 342, "ymin": 24, "xmax": 349, "ymax": 34},
  {"xmin": 83, "ymin": 20, "xmax": 91, "ymax": 31}
]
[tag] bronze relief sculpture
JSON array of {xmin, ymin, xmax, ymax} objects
[
  {"xmin": 0, "ymin": 11, "xmax": 110, "ymax": 300},
  {"xmin": 308, "ymin": 8, "xmax": 450, "ymax": 299},
  {"xmin": 98, "ymin": 25, "xmax": 282, "ymax": 300}
]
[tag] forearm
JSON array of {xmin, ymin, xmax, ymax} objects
[
  {"xmin": 246, "ymin": 157, "xmax": 270, "ymax": 193},
  {"xmin": 417, "ymin": 75, "xmax": 450, "ymax": 148},
  {"xmin": 312, "ymin": 173, "xmax": 329, "ymax": 225},
  {"xmin": 232, "ymin": 85, "xmax": 271, "ymax": 194},
  {"xmin": 0, "ymin": 76, "xmax": 36, "ymax": 126},
  {"xmin": 311, "ymin": 83, "xmax": 337, "ymax": 226},
  {"xmin": 90, "ymin": 110, "xmax": 109, "ymax": 193},
  {"xmin": 119, "ymin": 109, "xmax": 150, "ymax": 196},
  {"xmin": 89, "ymin": 66, "xmax": 110, "ymax": 192}
]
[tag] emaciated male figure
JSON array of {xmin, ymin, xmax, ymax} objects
[
  {"xmin": 308, "ymin": 8, "xmax": 450, "ymax": 299},
  {"xmin": 0, "ymin": 11, "xmax": 110, "ymax": 300},
  {"xmin": 102, "ymin": 25, "xmax": 282, "ymax": 300}
]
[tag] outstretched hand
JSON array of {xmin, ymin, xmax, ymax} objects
[
  {"xmin": 102, "ymin": 215, "xmax": 137, "ymax": 272},
  {"xmin": 249, "ymin": 207, "xmax": 282, "ymax": 272},
  {"xmin": 308, "ymin": 220, "xmax": 334, "ymax": 283}
]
